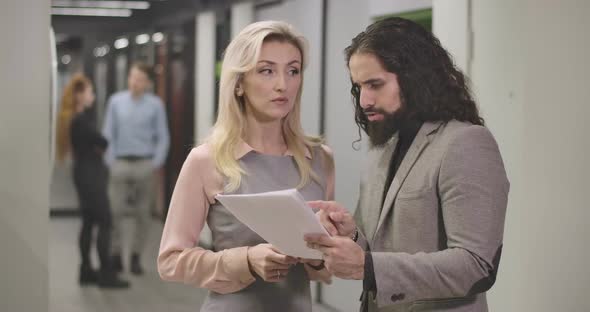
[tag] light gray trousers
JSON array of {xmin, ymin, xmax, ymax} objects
[{"xmin": 108, "ymin": 159, "xmax": 154, "ymax": 256}]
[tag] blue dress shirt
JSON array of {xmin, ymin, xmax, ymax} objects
[{"xmin": 102, "ymin": 91, "xmax": 170, "ymax": 168}]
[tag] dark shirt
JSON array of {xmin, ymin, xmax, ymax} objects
[
  {"xmin": 363, "ymin": 118, "xmax": 423, "ymax": 296},
  {"xmin": 71, "ymin": 109, "xmax": 108, "ymax": 163}
]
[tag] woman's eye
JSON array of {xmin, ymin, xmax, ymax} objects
[
  {"xmin": 259, "ymin": 68, "xmax": 273, "ymax": 75},
  {"xmin": 288, "ymin": 68, "xmax": 300, "ymax": 76}
]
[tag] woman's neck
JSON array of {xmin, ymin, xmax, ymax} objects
[{"xmin": 243, "ymin": 116, "xmax": 287, "ymax": 156}]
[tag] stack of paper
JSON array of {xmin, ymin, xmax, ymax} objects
[{"xmin": 215, "ymin": 189, "xmax": 329, "ymax": 259}]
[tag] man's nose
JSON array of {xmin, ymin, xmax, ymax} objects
[{"xmin": 359, "ymin": 89, "xmax": 374, "ymax": 109}]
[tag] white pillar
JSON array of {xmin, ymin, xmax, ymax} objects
[
  {"xmin": 195, "ymin": 10, "xmax": 217, "ymax": 142},
  {"xmin": 195, "ymin": 10, "xmax": 217, "ymax": 246},
  {"xmin": 320, "ymin": 0, "xmax": 371, "ymax": 310},
  {"xmin": 432, "ymin": 0, "xmax": 470, "ymax": 74},
  {"xmin": 0, "ymin": 0, "xmax": 50, "ymax": 311},
  {"xmin": 231, "ymin": 1, "xmax": 254, "ymax": 39}
]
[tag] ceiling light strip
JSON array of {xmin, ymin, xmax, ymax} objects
[
  {"xmin": 52, "ymin": 1, "xmax": 150, "ymax": 10},
  {"xmin": 51, "ymin": 8, "xmax": 133, "ymax": 17}
]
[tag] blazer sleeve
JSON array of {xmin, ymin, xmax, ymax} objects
[
  {"xmin": 157, "ymin": 147, "xmax": 256, "ymax": 294},
  {"xmin": 353, "ymin": 193, "xmax": 370, "ymax": 251},
  {"xmin": 371, "ymin": 125, "xmax": 509, "ymax": 307}
]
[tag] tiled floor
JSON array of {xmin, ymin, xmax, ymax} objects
[{"xmin": 49, "ymin": 217, "xmax": 338, "ymax": 312}]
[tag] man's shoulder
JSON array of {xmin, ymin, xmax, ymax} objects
[
  {"xmin": 435, "ymin": 120, "xmax": 498, "ymax": 156},
  {"xmin": 145, "ymin": 93, "xmax": 164, "ymax": 105},
  {"xmin": 436, "ymin": 120, "xmax": 490, "ymax": 142}
]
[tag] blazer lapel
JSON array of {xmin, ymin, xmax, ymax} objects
[
  {"xmin": 372, "ymin": 121, "xmax": 443, "ymax": 242},
  {"xmin": 363, "ymin": 135, "xmax": 398, "ymax": 243}
]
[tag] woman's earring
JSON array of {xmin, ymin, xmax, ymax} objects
[{"xmin": 235, "ymin": 88, "xmax": 243, "ymax": 96}]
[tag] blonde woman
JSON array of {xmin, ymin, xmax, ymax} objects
[
  {"xmin": 56, "ymin": 74, "xmax": 129, "ymax": 288},
  {"xmin": 158, "ymin": 21, "xmax": 334, "ymax": 311}
]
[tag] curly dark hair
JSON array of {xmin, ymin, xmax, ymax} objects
[{"xmin": 345, "ymin": 17, "xmax": 484, "ymax": 137}]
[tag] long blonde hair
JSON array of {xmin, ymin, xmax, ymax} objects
[
  {"xmin": 208, "ymin": 21, "xmax": 322, "ymax": 192},
  {"xmin": 56, "ymin": 73, "xmax": 91, "ymax": 162}
]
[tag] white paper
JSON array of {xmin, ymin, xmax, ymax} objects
[{"xmin": 215, "ymin": 188, "xmax": 328, "ymax": 259}]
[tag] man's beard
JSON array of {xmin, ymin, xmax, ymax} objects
[{"xmin": 365, "ymin": 108, "xmax": 406, "ymax": 147}]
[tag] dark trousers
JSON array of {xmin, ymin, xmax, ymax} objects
[{"xmin": 73, "ymin": 160, "xmax": 112, "ymax": 272}]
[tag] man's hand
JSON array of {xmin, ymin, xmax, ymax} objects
[
  {"xmin": 308, "ymin": 201, "xmax": 357, "ymax": 237},
  {"xmin": 304, "ymin": 234, "xmax": 364, "ymax": 280}
]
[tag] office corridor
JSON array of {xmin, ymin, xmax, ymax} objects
[{"xmin": 49, "ymin": 217, "xmax": 208, "ymax": 312}]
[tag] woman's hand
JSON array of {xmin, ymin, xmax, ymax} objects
[
  {"xmin": 299, "ymin": 258, "xmax": 323, "ymax": 266},
  {"xmin": 247, "ymin": 244, "xmax": 297, "ymax": 282}
]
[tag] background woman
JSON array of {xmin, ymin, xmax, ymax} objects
[{"xmin": 56, "ymin": 73, "xmax": 129, "ymax": 288}]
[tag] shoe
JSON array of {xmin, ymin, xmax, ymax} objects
[
  {"xmin": 98, "ymin": 271, "xmax": 130, "ymax": 289},
  {"xmin": 79, "ymin": 266, "xmax": 98, "ymax": 286},
  {"xmin": 130, "ymin": 253, "xmax": 144, "ymax": 276},
  {"xmin": 111, "ymin": 254, "xmax": 123, "ymax": 273}
]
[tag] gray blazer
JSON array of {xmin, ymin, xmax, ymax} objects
[{"xmin": 354, "ymin": 120, "xmax": 509, "ymax": 312}]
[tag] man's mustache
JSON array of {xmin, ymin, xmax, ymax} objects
[{"xmin": 363, "ymin": 107, "xmax": 389, "ymax": 115}]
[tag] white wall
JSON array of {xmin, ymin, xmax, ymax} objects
[
  {"xmin": 195, "ymin": 10, "xmax": 217, "ymax": 142},
  {"xmin": 321, "ymin": 1, "xmax": 371, "ymax": 310},
  {"xmin": 0, "ymin": 0, "xmax": 50, "ymax": 311},
  {"xmin": 256, "ymin": 0, "xmax": 323, "ymax": 135},
  {"xmin": 435, "ymin": 0, "xmax": 590, "ymax": 310},
  {"xmin": 369, "ymin": 0, "xmax": 432, "ymax": 18},
  {"xmin": 194, "ymin": 11, "xmax": 217, "ymax": 246},
  {"xmin": 231, "ymin": 1, "xmax": 254, "ymax": 39},
  {"xmin": 432, "ymin": 0, "xmax": 470, "ymax": 73}
]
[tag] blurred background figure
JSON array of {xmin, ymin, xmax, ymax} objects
[
  {"xmin": 56, "ymin": 73, "xmax": 130, "ymax": 289},
  {"xmin": 102, "ymin": 62, "xmax": 170, "ymax": 276}
]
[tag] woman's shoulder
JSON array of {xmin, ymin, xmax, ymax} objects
[
  {"xmin": 318, "ymin": 144, "xmax": 334, "ymax": 158},
  {"xmin": 310, "ymin": 143, "xmax": 334, "ymax": 171},
  {"xmin": 310, "ymin": 143, "xmax": 333, "ymax": 161},
  {"xmin": 184, "ymin": 143, "xmax": 218, "ymax": 172}
]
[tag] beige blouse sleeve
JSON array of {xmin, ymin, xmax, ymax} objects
[
  {"xmin": 157, "ymin": 146, "xmax": 256, "ymax": 294},
  {"xmin": 304, "ymin": 144, "xmax": 336, "ymax": 284}
]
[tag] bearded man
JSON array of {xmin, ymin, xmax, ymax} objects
[{"xmin": 305, "ymin": 17, "xmax": 509, "ymax": 312}]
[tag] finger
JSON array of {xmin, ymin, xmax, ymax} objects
[
  {"xmin": 298, "ymin": 258, "xmax": 315, "ymax": 264},
  {"xmin": 308, "ymin": 201, "xmax": 341, "ymax": 214},
  {"xmin": 306, "ymin": 241, "xmax": 332, "ymax": 256},
  {"xmin": 307, "ymin": 200, "xmax": 327, "ymax": 211},
  {"xmin": 304, "ymin": 234, "xmax": 336, "ymax": 247},
  {"xmin": 268, "ymin": 251, "xmax": 298, "ymax": 265},
  {"xmin": 328, "ymin": 211, "xmax": 342, "ymax": 222},
  {"xmin": 334, "ymin": 220, "xmax": 351, "ymax": 233},
  {"xmin": 267, "ymin": 268, "xmax": 290, "ymax": 276},
  {"xmin": 318, "ymin": 211, "xmax": 338, "ymax": 236},
  {"xmin": 265, "ymin": 269, "xmax": 289, "ymax": 282},
  {"xmin": 268, "ymin": 263, "xmax": 291, "ymax": 270}
]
